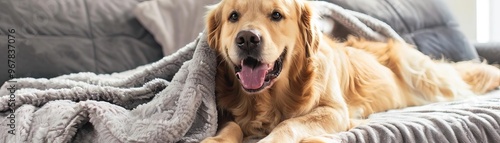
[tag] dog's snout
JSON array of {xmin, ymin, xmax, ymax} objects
[{"xmin": 236, "ymin": 30, "xmax": 261, "ymax": 51}]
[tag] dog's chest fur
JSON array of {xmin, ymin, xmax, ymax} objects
[
  {"xmin": 227, "ymin": 91, "xmax": 281, "ymax": 137},
  {"xmin": 215, "ymin": 73, "xmax": 284, "ymax": 137},
  {"xmin": 215, "ymin": 56, "xmax": 317, "ymax": 138}
]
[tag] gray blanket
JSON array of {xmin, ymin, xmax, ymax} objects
[
  {"xmin": 1, "ymin": 1, "xmax": 500, "ymax": 143},
  {"xmin": 0, "ymin": 33, "xmax": 217, "ymax": 142},
  {"xmin": 321, "ymin": 90, "xmax": 500, "ymax": 143}
]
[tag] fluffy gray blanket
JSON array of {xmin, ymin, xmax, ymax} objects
[
  {"xmin": 1, "ymin": 1, "xmax": 499, "ymax": 143},
  {"xmin": 0, "ymin": 33, "xmax": 217, "ymax": 143},
  {"xmin": 321, "ymin": 90, "xmax": 500, "ymax": 143}
]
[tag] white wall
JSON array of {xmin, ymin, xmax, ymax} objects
[
  {"xmin": 442, "ymin": 0, "xmax": 477, "ymax": 42},
  {"xmin": 442, "ymin": 0, "xmax": 500, "ymax": 43},
  {"xmin": 490, "ymin": 0, "xmax": 500, "ymax": 42}
]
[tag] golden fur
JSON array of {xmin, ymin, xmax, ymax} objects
[{"xmin": 202, "ymin": 0, "xmax": 500, "ymax": 142}]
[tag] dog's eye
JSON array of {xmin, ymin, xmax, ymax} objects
[
  {"xmin": 229, "ymin": 11, "xmax": 239, "ymax": 22},
  {"xmin": 270, "ymin": 11, "xmax": 283, "ymax": 21}
]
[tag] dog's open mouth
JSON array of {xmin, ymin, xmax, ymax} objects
[{"xmin": 234, "ymin": 49, "xmax": 286, "ymax": 93}]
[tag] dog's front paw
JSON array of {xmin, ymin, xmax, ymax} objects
[
  {"xmin": 301, "ymin": 136, "xmax": 341, "ymax": 143},
  {"xmin": 258, "ymin": 135, "xmax": 341, "ymax": 143},
  {"xmin": 257, "ymin": 136, "xmax": 294, "ymax": 143},
  {"xmin": 255, "ymin": 138, "xmax": 275, "ymax": 143},
  {"xmin": 201, "ymin": 137, "xmax": 231, "ymax": 143}
]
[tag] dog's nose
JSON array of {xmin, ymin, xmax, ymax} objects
[{"xmin": 236, "ymin": 30, "xmax": 261, "ymax": 51}]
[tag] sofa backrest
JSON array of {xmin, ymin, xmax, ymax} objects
[
  {"xmin": 0, "ymin": 0, "xmax": 163, "ymax": 84},
  {"xmin": 322, "ymin": 0, "xmax": 479, "ymax": 62}
]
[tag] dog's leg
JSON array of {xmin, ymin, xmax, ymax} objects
[
  {"xmin": 201, "ymin": 122, "xmax": 244, "ymax": 143},
  {"xmin": 257, "ymin": 106, "xmax": 349, "ymax": 143},
  {"xmin": 452, "ymin": 62, "xmax": 500, "ymax": 94}
]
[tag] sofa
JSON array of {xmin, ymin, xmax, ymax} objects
[
  {"xmin": 0, "ymin": 0, "xmax": 499, "ymax": 84},
  {"xmin": 1, "ymin": 0, "xmax": 499, "ymax": 85},
  {"xmin": 0, "ymin": 0, "xmax": 499, "ymax": 142},
  {"xmin": 0, "ymin": 0, "xmax": 218, "ymax": 84}
]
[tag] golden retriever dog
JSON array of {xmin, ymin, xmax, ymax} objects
[{"xmin": 202, "ymin": 0, "xmax": 500, "ymax": 142}]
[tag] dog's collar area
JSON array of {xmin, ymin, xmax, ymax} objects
[{"xmin": 234, "ymin": 48, "xmax": 286, "ymax": 93}]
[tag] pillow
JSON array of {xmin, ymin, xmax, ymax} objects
[
  {"xmin": 134, "ymin": 0, "xmax": 219, "ymax": 56},
  {"xmin": 321, "ymin": 0, "xmax": 480, "ymax": 62},
  {"xmin": 0, "ymin": 0, "xmax": 163, "ymax": 84}
]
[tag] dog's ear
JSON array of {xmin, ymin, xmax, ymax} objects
[
  {"xmin": 205, "ymin": 3, "xmax": 222, "ymax": 50},
  {"xmin": 298, "ymin": 2, "xmax": 319, "ymax": 58}
]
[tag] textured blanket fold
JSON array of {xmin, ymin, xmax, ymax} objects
[
  {"xmin": 0, "ymin": 33, "xmax": 218, "ymax": 143},
  {"xmin": 1, "ymin": 1, "xmax": 500, "ymax": 143},
  {"xmin": 319, "ymin": 90, "xmax": 500, "ymax": 143}
]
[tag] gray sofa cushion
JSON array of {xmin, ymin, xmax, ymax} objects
[
  {"xmin": 474, "ymin": 43, "xmax": 500, "ymax": 64},
  {"xmin": 0, "ymin": 0, "xmax": 163, "ymax": 84},
  {"xmin": 322, "ymin": 0, "xmax": 480, "ymax": 62}
]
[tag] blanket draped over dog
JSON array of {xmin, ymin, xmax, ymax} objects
[{"xmin": 1, "ymin": 1, "xmax": 499, "ymax": 142}]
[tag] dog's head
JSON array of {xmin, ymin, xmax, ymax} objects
[{"xmin": 206, "ymin": 0, "xmax": 319, "ymax": 94}]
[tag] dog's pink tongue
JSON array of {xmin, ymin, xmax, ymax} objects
[{"xmin": 237, "ymin": 64, "xmax": 268, "ymax": 90}]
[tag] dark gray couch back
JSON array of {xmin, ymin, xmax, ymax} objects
[
  {"xmin": 0, "ymin": 0, "xmax": 163, "ymax": 84},
  {"xmin": 323, "ymin": 0, "xmax": 479, "ymax": 62}
]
